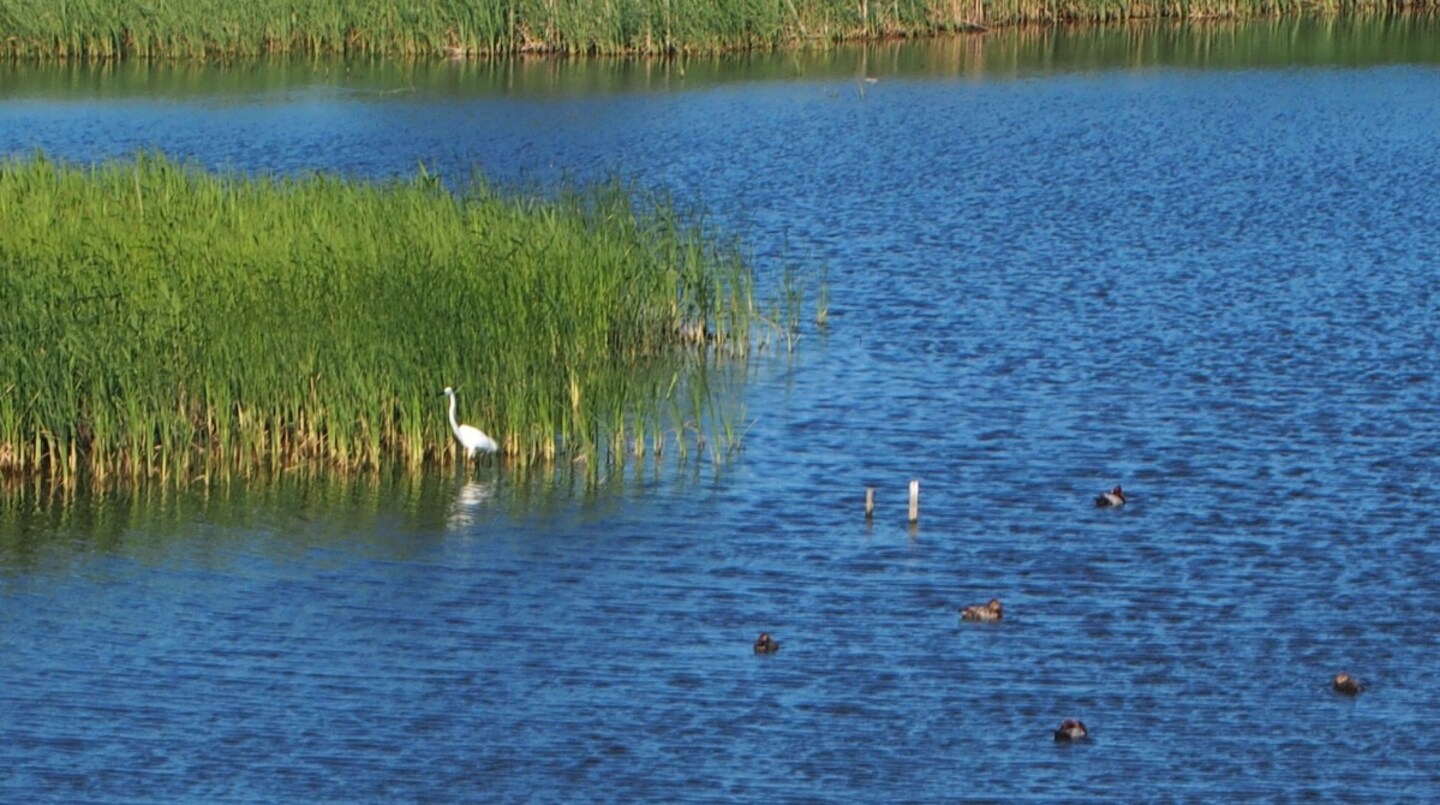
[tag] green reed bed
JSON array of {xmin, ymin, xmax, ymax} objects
[
  {"xmin": 0, "ymin": 0, "xmax": 1432, "ymax": 60},
  {"xmin": 0, "ymin": 0, "xmax": 988, "ymax": 60},
  {"xmin": 0, "ymin": 152, "xmax": 757, "ymax": 485}
]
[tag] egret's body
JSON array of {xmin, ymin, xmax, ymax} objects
[{"xmin": 442, "ymin": 386, "xmax": 498, "ymax": 459}]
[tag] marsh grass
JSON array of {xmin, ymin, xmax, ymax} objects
[
  {"xmin": 0, "ymin": 0, "xmax": 1429, "ymax": 60},
  {"xmin": 0, "ymin": 152, "xmax": 762, "ymax": 486},
  {"xmin": 0, "ymin": 0, "xmax": 973, "ymax": 61}
]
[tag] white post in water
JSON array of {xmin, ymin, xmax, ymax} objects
[
  {"xmin": 865, "ymin": 487, "xmax": 875, "ymax": 519},
  {"xmin": 908, "ymin": 480, "xmax": 920, "ymax": 524}
]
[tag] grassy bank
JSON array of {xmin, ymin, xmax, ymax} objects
[
  {"xmin": 1, "ymin": 0, "xmax": 1429, "ymax": 61},
  {"xmin": 0, "ymin": 153, "xmax": 758, "ymax": 485}
]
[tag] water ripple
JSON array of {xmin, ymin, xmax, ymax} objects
[{"xmin": 5, "ymin": 41, "xmax": 1440, "ymax": 805}]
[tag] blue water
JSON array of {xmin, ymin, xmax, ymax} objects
[{"xmin": 4, "ymin": 26, "xmax": 1440, "ymax": 801}]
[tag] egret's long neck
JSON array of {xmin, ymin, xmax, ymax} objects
[{"xmin": 447, "ymin": 394, "xmax": 461, "ymax": 435}]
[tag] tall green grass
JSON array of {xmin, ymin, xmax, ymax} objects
[
  {"xmin": 0, "ymin": 152, "xmax": 759, "ymax": 486},
  {"xmin": 0, "ymin": 0, "xmax": 983, "ymax": 60},
  {"xmin": 0, "ymin": 0, "xmax": 1430, "ymax": 60}
]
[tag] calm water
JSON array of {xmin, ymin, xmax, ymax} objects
[{"xmin": 4, "ymin": 19, "xmax": 1440, "ymax": 802}]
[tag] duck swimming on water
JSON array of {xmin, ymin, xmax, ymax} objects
[
  {"xmin": 1053, "ymin": 719, "xmax": 1089, "ymax": 742},
  {"xmin": 1333, "ymin": 672, "xmax": 1363, "ymax": 695},
  {"xmin": 1095, "ymin": 486, "xmax": 1126, "ymax": 507},
  {"xmin": 753, "ymin": 632, "xmax": 780, "ymax": 654},
  {"xmin": 960, "ymin": 598, "xmax": 1004, "ymax": 622}
]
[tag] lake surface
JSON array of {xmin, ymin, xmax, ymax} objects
[{"xmin": 4, "ymin": 18, "xmax": 1440, "ymax": 801}]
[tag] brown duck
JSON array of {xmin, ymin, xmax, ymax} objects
[
  {"xmin": 960, "ymin": 598, "xmax": 1004, "ymax": 622},
  {"xmin": 753, "ymin": 632, "xmax": 780, "ymax": 654},
  {"xmin": 1053, "ymin": 719, "xmax": 1089, "ymax": 742},
  {"xmin": 1333, "ymin": 672, "xmax": 1363, "ymax": 695},
  {"xmin": 1095, "ymin": 485, "xmax": 1126, "ymax": 507}
]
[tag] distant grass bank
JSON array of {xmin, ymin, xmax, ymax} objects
[
  {"xmin": 0, "ymin": 153, "xmax": 759, "ymax": 485},
  {"xmin": 0, "ymin": 0, "xmax": 1432, "ymax": 60}
]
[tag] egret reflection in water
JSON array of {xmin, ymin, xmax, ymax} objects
[{"xmin": 447, "ymin": 479, "xmax": 496, "ymax": 529}]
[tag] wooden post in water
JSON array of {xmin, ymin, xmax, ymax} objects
[
  {"xmin": 908, "ymin": 480, "xmax": 920, "ymax": 524},
  {"xmin": 865, "ymin": 487, "xmax": 875, "ymax": 519}
]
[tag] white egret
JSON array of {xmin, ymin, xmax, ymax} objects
[{"xmin": 441, "ymin": 386, "xmax": 498, "ymax": 459}]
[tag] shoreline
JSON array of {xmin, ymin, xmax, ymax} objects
[{"xmin": 1, "ymin": 2, "xmax": 1433, "ymax": 62}]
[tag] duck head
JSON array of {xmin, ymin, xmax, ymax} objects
[{"xmin": 1333, "ymin": 672, "xmax": 1362, "ymax": 695}]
